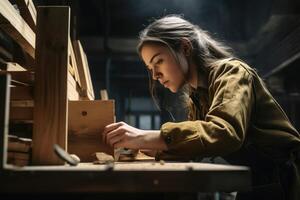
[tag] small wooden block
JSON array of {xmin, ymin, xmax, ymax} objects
[{"xmin": 68, "ymin": 100, "xmax": 115, "ymax": 162}]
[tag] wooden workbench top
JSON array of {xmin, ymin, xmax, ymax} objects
[{"xmin": 0, "ymin": 161, "xmax": 251, "ymax": 193}]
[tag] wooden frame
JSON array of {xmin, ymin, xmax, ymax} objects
[{"xmin": 32, "ymin": 6, "xmax": 70, "ymax": 165}]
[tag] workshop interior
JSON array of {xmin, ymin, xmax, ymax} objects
[{"xmin": 0, "ymin": 0, "xmax": 299, "ymax": 199}]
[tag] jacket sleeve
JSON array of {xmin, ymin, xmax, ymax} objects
[{"xmin": 158, "ymin": 62, "xmax": 254, "ymax": 159}]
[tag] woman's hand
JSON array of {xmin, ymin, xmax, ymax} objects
[
  {"xmin": 102, "ymin": 121, "xmax": 168, "ymax": 150},
  {"xmin": 102, "ymin": 121, "xmax": 146, "ymax": 149}
]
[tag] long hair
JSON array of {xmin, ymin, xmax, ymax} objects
[{"xmin": 137, "ymin": 15, "xmax": 233, "ymax": 119}]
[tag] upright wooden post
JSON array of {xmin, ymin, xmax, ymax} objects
[
  {"xmin": 33, "ymin": 6, "xmax": 70, "ymax": 165},
  {"xmin": 0, "ymin": 74, "xmax": 10, "ymax": 169}
]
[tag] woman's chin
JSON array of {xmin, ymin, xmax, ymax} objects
[{"xmin": 168, "ymin": 86, "xmax": 178, "ymax": 93}]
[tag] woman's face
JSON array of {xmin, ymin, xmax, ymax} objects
[{"xmin": 140, "ymin": 43, "xmax": 187, "ymax": 93}]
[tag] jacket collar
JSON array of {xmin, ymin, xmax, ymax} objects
[{"xmin": 190, "ymin": 66, "xmax": 208, "ymax": 94}]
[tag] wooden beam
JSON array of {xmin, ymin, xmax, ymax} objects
[
  {"xmin": 0, "ymin": 74, "xmax": 10, "ymax": 169},
  {"xmin": 15, "ymin": 0, "xmax": 37, "ymax": 32},
  {"xmin": 0, "ymin": 62, "xmax": 26, "ymax": 71},
  {"xmin": 0, "ymin": 71, "xmax": 34, "ymax": 86},
  {"xmin": 33, "ymin": 6, "xmax": 70, "ymax": 165},
  {"xmin": 68, "ymin": 71, "xmax": 80, "ymax": 100},
  {"xmin": 73, "ymin": 40, "xmax": 94, "ymax": 100},
  {"xmin": 69, "ymin": 39, "xmax": 81, "ymax": 87},
  {"xmin": 0, "ymin": 0, "xmax": 35, "ymax": 58}
]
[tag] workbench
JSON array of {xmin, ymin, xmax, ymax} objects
[{"xmin": 0, "ymin": 161, "xmax": 251, "ymax": 193}]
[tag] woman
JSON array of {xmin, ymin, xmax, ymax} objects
[{"xmin": 102, "ymin": 15, "xmax": 300, "ymax": 200}]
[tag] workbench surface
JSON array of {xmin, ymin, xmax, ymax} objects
[{"xmin": 0, "ymin": 161, "xmax": 251, "ymax": 193}]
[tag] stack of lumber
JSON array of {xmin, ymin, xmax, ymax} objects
[{"xmin": 7, "ymin": 134, "xmax": 31, "ymax": 166}]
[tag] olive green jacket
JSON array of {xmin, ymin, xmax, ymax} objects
[{"xmin": 157, "ymin": 59, "xmax": 300, "ymax": 199}]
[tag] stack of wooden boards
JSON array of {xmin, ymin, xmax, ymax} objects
[
  {"xmin": 7, "ymin": 135, "xmax": 31, "ymax": 166},
  {"xmin": 0, "ymin": 0, "xmax": 115, "ymax": 166}
]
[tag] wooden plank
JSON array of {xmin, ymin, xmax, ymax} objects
[
  {"xmin": 0, "ymin": 74, "xmax": 10, "ymax": 169},
  {"xmin": 8, "ymin": 135, "xmax": 32, "ymax": 153},
  {"xmin": 73, "ymin": 40, "xmax": 94, "ymax": 100},
  {"xmin": 100, "ymin": 89, "xmax": 108, "ymax": 100},
  {"xmin": 69, "ymin": 39, "xmax": 81, "ymax": 87},
  {"xmin": 0, "ymin": 0, "xmax": 35, "ymax": 58},
  {"xmin": 68, "ymin": 100, "xmax": 115, "ymax": 162},
  {"xmin": 15, "ymin": 0, "xmax": 37, "ymax": 32},
  {"xmin": 10, "ymin": 86, "xmax": 32, "ymax": 100},
  {"xmin": 0, "ymin": 162, "xmax": 251, "ymax": 193},
  {"xmin": 0, "ymin": 46, "xmax": 13, "ymax": 62},
  {"xmin": 7, "ymin": 151, "xmax": 29, "ymax": 166},
  {"xmin": 10, "ymin": 107, "xmax": 33, "ymax": 120},
  {"xmin": 68, "ymin": 71, "xmax": 80, "ymax": 100},
  {"xmin": 33, "ymin": 6, "xmax": 70, "ymax": 165},
  {"xmin": 0, "ymin": 62, "xmax": 26, "ymax": 71},
  {"xmin": 10, "ymin": 100, "xmax": 34, "ymax": 107},
  {"xmin": 0, "ymin": 71, "xmax": 34, "ymax": 85}
]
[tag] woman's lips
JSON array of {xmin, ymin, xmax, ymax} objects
[{"xmin": 163, "ymin": 81, "xmax": 169, "ymax": 87}]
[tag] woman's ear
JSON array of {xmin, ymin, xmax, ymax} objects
[{"xmin": 181, "ymin": 38, "xmax": 192, "ymax": 57}]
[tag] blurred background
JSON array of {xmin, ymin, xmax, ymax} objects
[{"xmin": 33, "ymin": 0, "xmax": 300, "ymax": 131}]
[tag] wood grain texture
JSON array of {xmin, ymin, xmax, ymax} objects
[
  {"xmin": 0, "ymin": 162, "xmax": 251, "ymax": 193},
  {"xmin": 33, "ymin": 6, "xmax": 70, "ymax": 165},
  {"xmin": 0, "ymin": 0, "xmax": 35, "ymax": 58},
  {"xmin": 0, "ymin": 71, "xmax": 34, "ymax": 86},
  {"xmin": 68, "ymin": 72, "xmax": 80, "ymax": 100},
  {"xmin": 68, "ymin": 100, "xmax": 115, "ymax": 162},
  {"xmin": 69, "ymin": 39, "xmax": 81, "ymax": 87},
  {"xmin": 15, "ymin": 0, "xmax": 37, "ymax": 32},
  {"xmin": 1, "ymin": 62, "xmax": 26, "ymax": 71},
  {"xmin": 10, "ymin": 86, "xmax": 33, "ymax": 100},
  {"xmin": 73, "ymin": 40, "xmax": 94, "ymax": 100},
  {"xmin": 0, "ymin": 74, "xmax": 10, "ymax": 169}
]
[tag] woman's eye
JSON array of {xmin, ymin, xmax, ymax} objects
[{"xmin": 156, "ymin": 59, "xmax": 163, "ymax": 65}]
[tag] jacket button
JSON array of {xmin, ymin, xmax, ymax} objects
[{"xmin": 165, "ymin": 136, "xmax": 172, "ymax": 144}]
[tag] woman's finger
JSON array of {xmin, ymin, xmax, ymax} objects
[
  {"xmin": 109, "ymin": 133, "xmax": 125, "ymax": 147},
  {"xmin": 106, "ymin": 126, "xmax": 126, "ymax": 144},
  {"xmin": 102, "ymin": 122, "xmax": 124, "ymax": 142}
]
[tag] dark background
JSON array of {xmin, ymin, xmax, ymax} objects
[{"xmin": 33, "ymin": 0, "xmax": 300, "ymax": 131}]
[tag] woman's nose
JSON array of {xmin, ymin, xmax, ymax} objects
[{"xmin": 152, "ymin": 69, "xmax": 162, "ymax": 80}]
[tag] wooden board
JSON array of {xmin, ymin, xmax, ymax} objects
[
  {"xmin": 0, "ymin": 62, "xmax": 26, "ymax": 71},
  {"xmin": 15, "ymin": 0, "xmax": 37, "ymax": 32},
  {"xmin": 0, "ymin": 162, "xmax": 251, "ymax": 193},
  {"xmin": 68, "ymin": 100, "xmax": 115, "ymax": 162},
  {"xmin": 0, "ymin": 0, "xmax": 35, "ymax": 58},
  {"xmin": 7, "ymin": 151, "xmax": 29, "ymax": 166},
  {"xmin": 0, "ymin": 74, "xmax": 10, "ymax": 169},
  {"xmin": 68, "ymin": 71, "xmax": 80, "ymax": 100},
  {"xmin": 8, "ymin": 135, "xmax": 32, "ymax": 153},
  {"xmin": 0, "ymin": 46, "xmax": 13, "ymax": 62},
  {"xmin": 10, "ymin": 86, "xmax": 32, "ymax": 100},
  {"xmin": 10, "ymin": 107, "xmax": 33, "ymax": 121},
  {"xmin": 0, "ymin": 71, "xmax": 34, "ymax": 86},
  {"xmin": 33, "ymin": 6, "xmax": 70, "ymax": 165},
  {"xmin": 69, "ymin": 39, "xmax": 81, "ymax": 87},
  {"xmin": 73, "ymin": 40, "xmax": 94, "ymax": 100}
]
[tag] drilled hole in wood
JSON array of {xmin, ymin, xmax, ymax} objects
[{"xmin": 82, "ymin": 111, "xmax": 87, "ymax": 116}]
